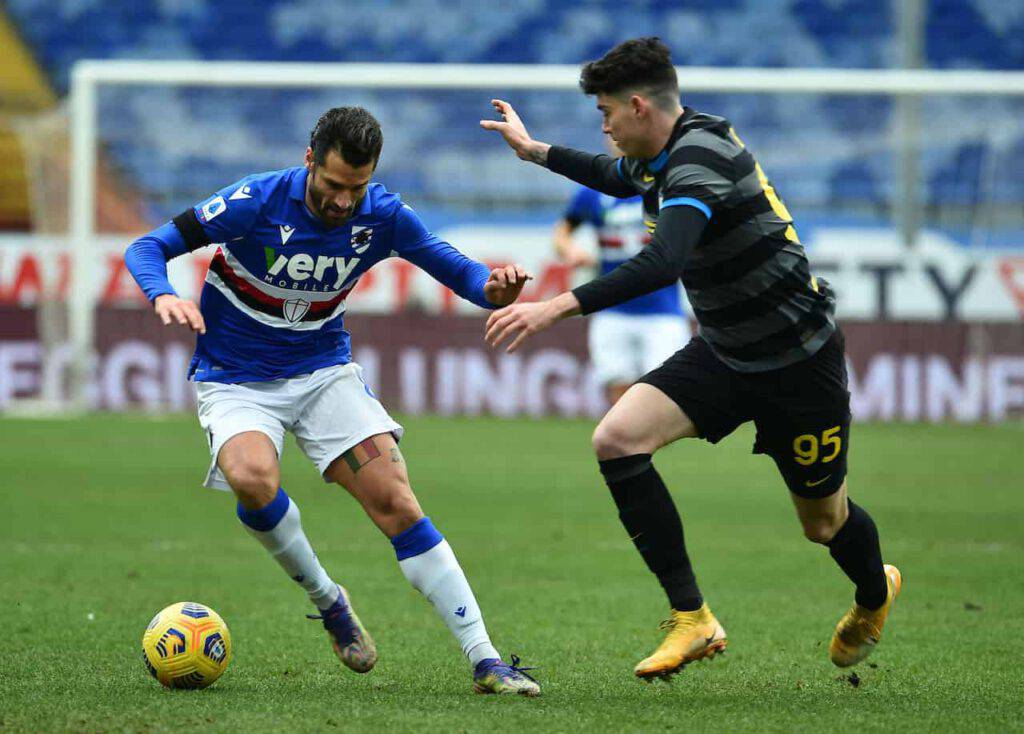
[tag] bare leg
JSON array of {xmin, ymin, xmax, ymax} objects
[
  {"xmin": 323, "ymin": 433, "xmax": 423, "ymax": 538},
  {"xmin": 326, "ymin": 434, "xmax": 501, "ymax": 668},
  {"xmin": 220, "ymin": 431, "xmax": 339, "ymax": 610},
  {"xmin": 592, "ymin": 383, "xmax": 698, "ymax": 460}
]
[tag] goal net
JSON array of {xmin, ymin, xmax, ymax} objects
[{"xmin": 6, "ymin": 61, "xmax": 1024, "ymax": 415}]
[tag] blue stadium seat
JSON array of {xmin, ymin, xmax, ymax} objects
[{"xmin": 5, "ymin": 0, "xmax": 1022, "ymax": 222}]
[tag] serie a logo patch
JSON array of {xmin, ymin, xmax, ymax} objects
[{"xmin": 199, "ymin": 196, "xmax": 227, "ymax": 223}]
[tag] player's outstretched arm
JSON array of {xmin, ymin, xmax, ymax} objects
[
  {"xmin": 572, "ymin": 204, "xmax": 707, "ymax": 315},
  {"xmin": 393, "ymin": 202, "xmax": 532, "ymax": 309},
  {"xmin": 483, "ymin": 264, "xmax": 533, "ymax": 306},
  {"xmin": 480, "ymin": 99, "xmax": 636, "ymax": 198},
  {"xmin": 486, "ymin": 204, "xmax": 708, "ymax": 353},
  {"xmin": 485, "ymin": 292, "xmax": 582, "ymax": 354},
  {"xmin": 124, "ymin": 223, "xmax": 206, "ymax": 334},
  {"xmin": 126, "ymin": 175, "xmax": 261, "ymax": 335},
  {"xmin": 479, "ymin": 99, "xmax": 551, "ymax": 165}
]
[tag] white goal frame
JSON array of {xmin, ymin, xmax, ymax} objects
[{"xmin": 64, "ymin": 60, "xmax": 1024, "ymax": 411}]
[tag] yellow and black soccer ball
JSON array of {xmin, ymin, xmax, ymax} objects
[{"xmin": 141, "ymin": 602, "xmax": 232, "ymax": 689}]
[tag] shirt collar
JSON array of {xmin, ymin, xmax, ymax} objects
[
  {"xmin": 645, "ymin": 107, "xmax": 695, "ymax": 173},
  {"xmin": 289, "ymin": 167, "xmax": 308, "ymax": 201},
  {"xmin": 353, "ymin": 186, "xmax": 374, "ymax": 217}
]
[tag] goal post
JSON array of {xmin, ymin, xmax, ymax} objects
[{"xmin": 59, "ymin": 60, "xmax": 1024, "ymax": 412}]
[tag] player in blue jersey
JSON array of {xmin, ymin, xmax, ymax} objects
[
  {"xmin": 554, "ymin": 140, "xmax": 689, "ymax": 405},
  {"xmin": 125, "ymin": 107, "xmax": 540, "ymax": 696}
]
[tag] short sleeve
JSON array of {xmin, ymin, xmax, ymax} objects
[{"xmin": 187, "ymin": 177, "xmax": 263, "ymax": 246}]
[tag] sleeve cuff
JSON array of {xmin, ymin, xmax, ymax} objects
[
  {"xmin": 470, "ymin": 265, "xmax": 498, "ymax": 310},
  {"xmin": 147, "ymin": 288, "xmax": 177, "ymax": 302},
  {"xmin": 570, "ymin": 284, "xmax": 599, "ymax": 316}
]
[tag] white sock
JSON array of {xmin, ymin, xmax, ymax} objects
[
  {"xmin": 393, "ymin": 518, "xmax": 500, "ymax": 666},
  {"xmin": 237, "ymin": 489, "xmax": 340, "ymax": 611}
]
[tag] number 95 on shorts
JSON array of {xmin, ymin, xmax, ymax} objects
[{"xmin": 753, "ymin": 416, "xmax": 850, "ymax": 499}]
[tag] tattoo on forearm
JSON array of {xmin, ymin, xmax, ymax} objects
[
  {"xmin": 390, "ymin": 447, "xmax": 403, "ymax": 464},
  {"xmin": 528, "ymin": 145, "xmax": 548, "ymax": 166},
  {"xmin": 342, "ymin": 437, "xmax": 382, "ymax": 474}
]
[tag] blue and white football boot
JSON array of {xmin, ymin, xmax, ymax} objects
[
  {"xmin": 473, "ymin": 655, "xmax": 541, "ymax": 696},
  {"xmin": 307, "ymin": 586, "xmax": 377, "ymax": 673}
]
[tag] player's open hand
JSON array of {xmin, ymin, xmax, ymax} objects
[
  {"xmin": 483, "ymin": 264, "xmax": 533, "ymax": 307},
  {"xmin": 485, "ymin": 300, "xmax": 560, "ymax": 353},
  {"xmin": 480, "ymin": 100, "xmax": 550, "ymax": 164},
  {"xmin": 154, "ymin": 293, "xmax": 206, "ymax": 335}
]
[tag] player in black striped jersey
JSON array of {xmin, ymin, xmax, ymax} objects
[{"xmin": 482, "ymin": 37, "xmax": 901, "ymax": 680}]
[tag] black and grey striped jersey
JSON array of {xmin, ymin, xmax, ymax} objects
[{"xmin": 550, "ymin": 107, "xmax": 835, "ymax": 373}]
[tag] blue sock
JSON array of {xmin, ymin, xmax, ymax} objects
[
  {"xmin": 236, "ymin": 487, "xmax": 290, "ymax": 531},
  {"xmin": 390, "ymin": 516, "xmax": 444, "ymax": 560}
]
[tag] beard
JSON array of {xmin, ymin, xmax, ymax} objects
[{"xmin": 310, "ymin": 184, "xmax": 354, "ymax": 225}]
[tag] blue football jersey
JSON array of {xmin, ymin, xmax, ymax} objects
[
  {"xmin": 179, "ymin": 167, "xmax": 492, "ymax": 383},
  {"xmin": 565, "ymin": 186, "xmax": 684, "ymax": 316}
]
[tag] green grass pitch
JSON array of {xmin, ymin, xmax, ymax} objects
[{"xmin": 2, "ymin": 415, "xmax": 1022, "ymax": 732}]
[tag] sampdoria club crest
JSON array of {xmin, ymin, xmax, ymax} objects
[
  {"xmin": 351, "ymin": 226, "xmax": 373, "ymax": 253},
  {"xmin": 283, "ymin": 298, "xmax": 311, "ymax": 323}
]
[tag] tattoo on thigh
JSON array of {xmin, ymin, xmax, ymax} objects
[
  {"xmin": 342, "ymin": 437, "xmax": 382, "ymax": 474},
  {"xmin": 389, "ymin": 447, "xmax": 403, "ymax": 464}
]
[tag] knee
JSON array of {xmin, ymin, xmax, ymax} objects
[
  {"xmin": 369, "ymin": 475, "xmax": 422, "ymax": 525},
  {"xmin": 801, "ymin": 515, "xmax": 845, "ymax": 544},
  {"xmin": 222, "ymin": 453, "xmax": 279, "ymax": 507},
  {"xmin": 385, "ymin": 492, "xmax": 422, "ymax": 525},
  {"xmin": 592, "ymin": 419, "xmax": 645, "ymax": 460},
  {"xmin": 376, "ymin": 494, "xmax": 423, "ymax": 538}
]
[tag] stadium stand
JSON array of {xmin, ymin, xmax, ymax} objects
[
  {"xmin": 0, "ymin": 8, "xmax": 53, "ymax": 229},
  {"xmin": 3, "ymin": 0, "xmax": 1023, "ymax": 228}
]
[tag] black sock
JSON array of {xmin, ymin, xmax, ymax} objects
[
  {"xmin": 599, "ymin": 454, "xmax": 702, "ymax": 612},
  {"xmin": 826, "ymin": 499, "xmax": 888, "ymax": 610}
]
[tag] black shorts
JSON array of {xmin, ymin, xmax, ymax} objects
[{"xmin": 639, "ymin": 329, "xmax": 852, "ymax": 499}]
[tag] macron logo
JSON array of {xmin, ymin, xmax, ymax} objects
[
  {"xmin": 455, "ymin": 606, "xmax": 467, "ymax": 618},
  {"xmin": 229, "ymin": 185, "xmax": 253, "ymax": 201},
  {"xmin": 280, "ymin": 225, "xmax": 295, "ymax": 245}
]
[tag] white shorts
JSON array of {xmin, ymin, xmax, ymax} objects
[
  {"xmin": 588, "ymin": 312, "xmax": 692, "ymax": 387},
  {"xmin": 196, "ymin": 362, "xmax": 403, "ymax": 492}
]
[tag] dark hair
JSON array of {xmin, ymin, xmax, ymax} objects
[
  {"xmin": 309, "ymin": 106, "xmax": 383, "ymax": 167},
  {"xmin": 579, "ymin": 37, "xmax": 679, "ymax": 109}
]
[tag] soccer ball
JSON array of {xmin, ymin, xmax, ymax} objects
[{"xmin": 141, "ymin": 602, "xmax": 232, "ymax": 689}]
